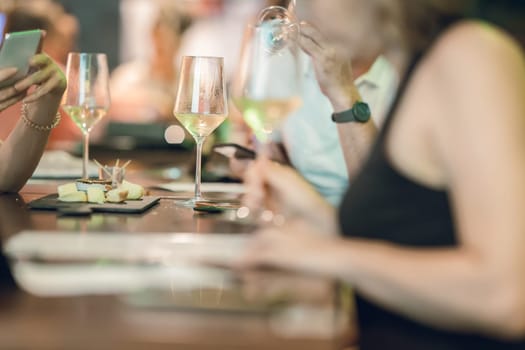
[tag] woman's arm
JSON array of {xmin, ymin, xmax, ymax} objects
[
  {"xmin": 239, "ymin": 22, "xmax": 525, "ymax": 339},
  {"xmin": 299, "ymin": 23, "xmax": 378, "ymax": 180},
  {"xmin": 0, "ymin": 54, "xmax": 66, "ymax": 192},
  {"xmin": 243, "ymin": 158, "xmax": 338, "ymax": 233}
]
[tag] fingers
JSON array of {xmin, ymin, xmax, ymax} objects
[
  {"xmin": 0, "ymin": 55, "xmax": 56, "ymax": 105},
  {"xmin": 229, "ymin": 157, "xmax": 252, "ymax": 179},
  {"xmin": 300, "ymin": 22, "xmax": 325, "ymax": 47},
  {"xmin": 287, "ymin": 0, "xmax": 296, "ymax": 14},
  {"xmin": 260, "ymin": 159, "xmax": 301, "ymax": 193},
  {"xmin": 14, "ymin": 64, "xmax": 54, "ymax": 92},
  {"xmin": 0, "ymin": 85, "xmax": 26, "ymax": 105},
  {"xmin": 29, "ymin": 53, "xmax": 53, "ymax": 68},
  {"xmin": 0, "ymin": 92, "xmax": 25, "ymax": 112},
  {"xmin": 23, "ymin": 73, "xmax": 63, "ymax": 103},
  {"xmin": 0, "ymin": 67, "xmax": 18, "ymax": 81},
  {"xmin": 12, "ymin": 54, "xmax": 66, "ymax": 102},
  {"xmin": 256, "ymin": 157, "xmax": 283, "ymax": 189},
  {"xmin": 298, "ymin": 22, "xmax": 325, "ymax": 57},
  {"xmin": 242, "ymin": 159, "xmax": 266, "ymax": 209},
  {"xmin": 0, "ymin": 68, "xmax": 26, "ymax": 106},
  {"xmin": 242, "ymin": 156, "xmax": 307, "ymax": 214},
  {"xmin": 0, "ymin": 68, "xmax": 22, "ymax": 106}
]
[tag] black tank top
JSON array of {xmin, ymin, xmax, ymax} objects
[{"xmin": 339, "ymin": 46, "xmax": 525, "ymax": 350}]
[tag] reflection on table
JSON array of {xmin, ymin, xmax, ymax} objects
[{"xmin": 0, "ymin": 169, "xmax": 355, "ymax": 349}]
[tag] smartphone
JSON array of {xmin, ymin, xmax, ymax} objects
[
  {"xmin": 0, "ymin": 29, "xmax": 43, "ymax": 89},
  {"xmin": 0, "ymin": 13, "xmax": 8, "ymax": 45},
  {"xmin": 213, "ymin": 143, "xmax": 256, "ymax": 160}
]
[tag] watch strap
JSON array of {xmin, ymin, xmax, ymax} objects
[{"xmin": 331, "ymin": 101, "xmax": 371, "ymax": 123}]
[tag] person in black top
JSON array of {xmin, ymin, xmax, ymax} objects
[{"xmin": 237, "ymin": 0, "xmax": 525, "ymax": 348}]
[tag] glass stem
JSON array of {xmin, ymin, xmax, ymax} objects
[
  {"xmin": 82, "ymin": 132, "xmax": 90, "ymax": 179},
  {"xmin": 257, "ymin": 136, "xmax": 276, "ymax": 224},
  {"xmin": 194, "ymin": 138, "xmax": 205, "ymax": 201},
  {"xmin": 259, "ymin": 131, "xmax": 273, "ymax": 159}
]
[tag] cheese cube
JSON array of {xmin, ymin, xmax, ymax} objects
[
  {"xmin": 106, "ymin": 189, "xmax": 128, "ymax": 203},
  {"xmin": 121, "ymin": 180, "xmax": 145, "ymax": 200},
  {"xmin": 87, "ymin": 187, "xmax": 105, "ymax": 204},
  {"xmin": 58, "ymin": 191, "xmax": 87, "ymax": 203},
  {"xmin": 57, "ymin": 182, "xmax": 78, "ymax": 197}
]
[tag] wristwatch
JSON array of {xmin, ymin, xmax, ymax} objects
[{"xmin": 331, "ymin": 101, "xmax": 371, "ymax": 123}]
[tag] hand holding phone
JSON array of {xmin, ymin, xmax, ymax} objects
[{"xmin": 0, "ymin": 30, "xmax": 44, "ymax": 89}]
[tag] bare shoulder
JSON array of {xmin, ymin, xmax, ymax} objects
[
  {"xmin": 424, "ymin": 20, "xmax": 525, "ymax": 85},
  {"xmin": 391, "ymin": 21, "xmax": 525, "ymax": 190},
  {"xmin": 422, "ymin": 20, "xmax": 525, "ymax": 121}
]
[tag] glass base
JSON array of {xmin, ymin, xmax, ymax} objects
[
  {"xmin": 174, "ymin": 197, "xmax": 241, "ymax": 211},
  {"xmin": 174, "ymin": 197, "xmax": 202, "ymax": 208}
]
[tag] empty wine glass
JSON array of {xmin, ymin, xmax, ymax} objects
[
  {"xmin": 173, "ymin": 56, "xmax": 228, "ymax": 208},
  {"xmin": 62, "ymin": 53, "xmax": 110, "ymax": 179}
]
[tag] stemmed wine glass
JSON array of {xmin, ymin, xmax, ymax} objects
[
  {"xmin": 232, "ymin": 10, "xmax": 302, "ymax": 152},
  {"xmin": 232, "ymin": 10, "xmax": 302, "ymax": 222},
  {"xmin": 62, "ymin": 53, "xmax": 110, "ymax": 179},
  {"xmin": 173, "ymin": 56, "xmax": 228, "ymax": 208}
]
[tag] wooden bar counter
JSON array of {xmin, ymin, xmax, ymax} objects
[{"xmin": 0, "ymin": 179, "xmax": 354, "ymax": 349}]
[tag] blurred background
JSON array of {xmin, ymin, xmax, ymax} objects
[
  {"xmin": 0, "ymin": 0, "xmax": 523, "ymax": 155},
  {"xmin": 7, "ymin": 0, "xmax": 522, "ymax": 70}
]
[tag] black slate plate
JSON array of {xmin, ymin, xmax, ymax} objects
[{"xmin": 29, "ymin": 194, "xmax": 160, "ymax": 214}]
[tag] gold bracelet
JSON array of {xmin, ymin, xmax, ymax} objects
[{"xmin": 21, "ymin": 102, "xmax": 61, "ymax": 131}]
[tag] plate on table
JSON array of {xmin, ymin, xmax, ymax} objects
[
  {"xmin": 28, "ymin": 194, "xmax": 160, "ymax": 214},
  {"xmin": 31, "ymin": 150, "xmax": 99, "ymax": 179}
]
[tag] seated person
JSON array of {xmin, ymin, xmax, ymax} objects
[
  {"xmin": 109, "ymin": 5, "xmax": 191, "ymax": 123},
  {"xmin": 230, "ymin": 0, "xmax": 398, "ymax": 205},
  {"xmin": 239, "ymin": 0, "xmax": 525, "ymax": 348},
  {"xmin": 0, "ymin": 54, "xmax": 66, "ymax": 192},
  {"xmin": 7, "ymin": 0, "xmax": 78, "ymax": 67},
  {"xmin": 2, "ymin": 1, "xmax": 81, "ymax": 149},
  {"xmin": 277, "ymin": 49, "xmax": 397, "ymax": 205}
]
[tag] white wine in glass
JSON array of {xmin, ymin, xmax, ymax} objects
[
  {"xmin": 232, "ymin": 16, "xmax": 302, "ymax": 148},
  {"xmin": 63, "ymin": 52, "xmax": 110, "ymax": 179},
  {"xmin": 176, "ymin": 113, "xmax": 227, "ymax": 140},
  {"xmin": 62, "ymin": 105, "xmax": 107, "ymax": 133},
  {"xmin": 232, "ymin": 10, "xmax": 302, "ymax": 223},
  {"xmin": 174, "ymin": 56, "xmax": 228, "ymax": 207},
  {"xmin": 232, "ymin": 97, "xmax": 302, "ymax": 142}
]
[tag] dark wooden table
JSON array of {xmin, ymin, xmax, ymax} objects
[{"xmin": 0, "ymin": 165, "xmax": 354, "ymax": 350}]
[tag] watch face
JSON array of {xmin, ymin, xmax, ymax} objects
[{"xmin": 354, "ymin": 102, "xmax": 371, "ymax": 122}]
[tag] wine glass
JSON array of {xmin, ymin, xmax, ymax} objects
[
  {"xmin": 62, "ymin": 53, "xmax": 110, "ymax": 179},
  {"xmin": 232, "ymin": 12, "xmax": 302, "ymax": 152},
  {"xmin": 232, "ymin": 12, "xmax": 302, "ymax": 222},
  {"xmin": 173, "ymin": 56, "xmax": 228, "ymax": 208}
]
